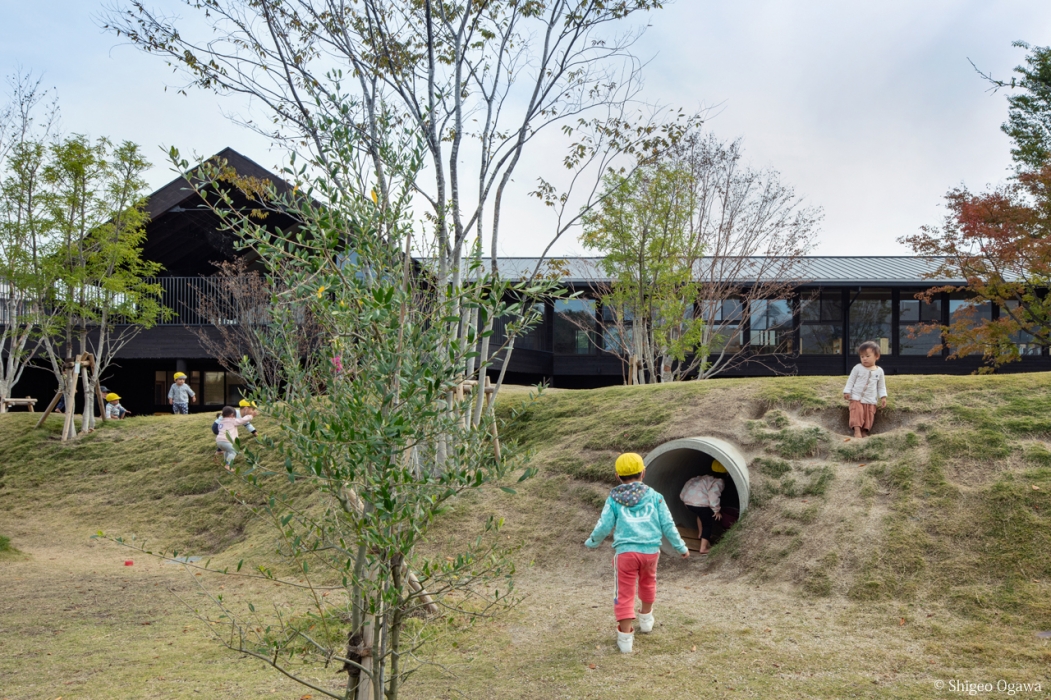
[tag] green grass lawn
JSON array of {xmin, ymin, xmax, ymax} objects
[{"xmin": 1, "ymin": 374, "xmax": 1050, "ymax": 698}]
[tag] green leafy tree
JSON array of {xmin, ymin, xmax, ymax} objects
[
  {"xmin": 38, "ymin": 136, "xmax": 165, "ymax": 438},
  {"xmin": 105, "ymin": 133, "xmax": 548, "ymax": 698},
  {"xmin": 0, "ymin": 71, "xmax": 59, "ymax": 410},
  {"xmin": 978, "ymin": 42, "xmax": 1051, "ymax": 171},
  {"xmin": 582, "ymin": 162, "xmax": 702, "ymax": 383},
  {"xmin": 580, "ymin": 134, "xmax": 818, "ymax": 382}
]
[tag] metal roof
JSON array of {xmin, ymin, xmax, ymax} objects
[{"xmin": 485, "ymin": 256, "xmax": 965, "ymax": 286}]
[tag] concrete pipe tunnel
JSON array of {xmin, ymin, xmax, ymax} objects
[{"xmin": 643, "ymin": 438, "xmax": 750, "ymax": 553}]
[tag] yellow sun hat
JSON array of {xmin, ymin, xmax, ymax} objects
[
  {"xmin": 173, "ymin": 372, "xmax": 187, "ymax": 380},
  {"xmin": 238, "ymin": 399, "xmax": 257, "ymax": 408},
  {"xmin": 615, "ymin": 452, "xmax": 645, "ymax": 477},
  {"xmin": 711, "ymin": 460, "xmax": 727, "ymax": 473},
  {"xmin": 105, "ymin": 392, "xmax": 120, "ymax": 401}
]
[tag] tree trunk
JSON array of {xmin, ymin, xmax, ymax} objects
[
  {"xmin": 355, "ymin": 608, "xmax": 375, "ymax": 700},
  {"xmin": 79, "ymin": 364, "xmax": 95, "ymax": 434},
  {"xmin": 61, "ymin": 380, "xmax": 76, "ymax": 441}
]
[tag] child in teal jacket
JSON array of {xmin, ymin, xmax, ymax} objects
[{"xmin": 585, "ymin": 452, "xmax": 689, "ymax": 653}]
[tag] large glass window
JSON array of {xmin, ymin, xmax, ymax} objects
[
  {"xmin": 899, "ymin": 289, "xmax": 942, "ymax": 356},
  {"xmin": 799, "ymin": 291, "xmax": 843, "ymax": 355},
  {"xmin": 749, "ymin": 299, "xmax": 794, "ymax": 354},
  {"xmin": 515, "ymin": 303, "xmax": 546, "ymax": 351},
  {"xmin": 1002, "ymin": 300, "xmax": 1042, "ymax": 356},
  {"xmin": 849, "ymin": 289, "xmax": 892, "ymax": 355},
  {"xmin": 203, "ymin": 371, "xmax": 226, "ymax": 405},
  {"xmin": 948, "ymin": 293, "xmax": 993, "ymax": 356},
  {"xmin": 554, "ymin": 298, "xmax": 597, "ymax": 354},
  {"xmin": 601, "ymin": 303, "xmax": 634, "ymax": 353},
  {"xmin": 698, "ymin": 299, "xmax": 742, "ymax": 354},
  {"xmin": 493, "ymin": 302, "xmax": 546, "ymax": 352}
]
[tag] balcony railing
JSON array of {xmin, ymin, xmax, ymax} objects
[{"xmin": 150, "ymin": 276, "xmax": 230, "ymax": 326}]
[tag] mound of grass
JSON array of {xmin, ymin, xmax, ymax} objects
[
  {"xmin": 504, "ymin": 384, "xmax": 680, "ymax": 453},
  {"xmin": 752, "ymin": 456, "xmax": 792, "ymax": 478},
  {"xmin": 749, "ymin": 423, "xmax": 829, "ymax": 459},
  {"xmin": 2, "ymin": 371, "xmax": 1050, "ymax": 683},
  {"xmin": 0, "ymin": 534, "xmax": 13, "ymax": 552},
  {"xmin": 926, "ymin": 428, "xmax": 1012, "ymax": 461},
  {"xmin": 547, "ymin": 455, "xmax": 618, "ymax": 485},
  {"xmin": 756, "ymin": 378, "xmax": 835, "ymax": 412},
  {"xmin": 0, "ymin": 412, "xmax": 294, "ymax": 554}
]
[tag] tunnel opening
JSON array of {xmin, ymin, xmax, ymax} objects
[{"xmin": 643, "ymin": 437, "xmax": 750, "ymax": 553}]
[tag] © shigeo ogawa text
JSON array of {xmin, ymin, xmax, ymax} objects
[{"xmin": 937, "ymin": 679, "xmax": 1044, "ymax": 695}]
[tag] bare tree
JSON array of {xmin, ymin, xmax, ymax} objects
[
  {"xmin": 188, "ymin": 258, "xmax": 325, "ymax": 399},
  {"xmin": 104, "ymin": 0, "xmax": 689, "ymax": 405},
  {"xmin": 687, "ymin": 135, "xmax": 819, "ymax": 378}
]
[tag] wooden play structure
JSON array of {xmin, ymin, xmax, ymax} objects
[
  {"xmin": 0, "ymin": 396, "xmax": 37, "ymax": 412},
  {"xmin": 34, "ymin": 353, "xmax": 110, "ymax": 440}
]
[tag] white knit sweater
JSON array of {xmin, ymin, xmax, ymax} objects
[{"xmin": 843, "ymin": 364, "xmax": 887, "ymax": 405}]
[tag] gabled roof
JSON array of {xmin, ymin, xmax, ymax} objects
[
  {"xmin": 145, "ymin": 147, "xmax": 295, "ymax": 220},
  {"xmin": 490, "ymin": 256, "xmax": 966, "ymax": 286},
  {"xmin": 142, "ymin": 148, "xmax": 299, "ymax": 276}
]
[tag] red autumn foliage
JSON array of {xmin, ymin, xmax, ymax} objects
[{"xmin": 899, "ymin": 164, "xmax": 1051, "ymax": 370}]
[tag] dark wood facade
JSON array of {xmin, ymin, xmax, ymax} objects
[{"xmin": 6, "ymin": 148, "xmax": 1051, "ymax": 416}]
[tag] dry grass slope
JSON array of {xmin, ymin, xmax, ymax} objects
[{"xmin": 0, "ymin": 374, "xmax": 1050, "ymax": 698}]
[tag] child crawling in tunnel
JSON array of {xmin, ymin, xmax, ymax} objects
[
  {"xmin": 680, "ymin": 460, "xmax": 728, "ymax": 555},
  {"xmin": 585, "ymin": 452, "xmax": 689, "ymax": 654}
]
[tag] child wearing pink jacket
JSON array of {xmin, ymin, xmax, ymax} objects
[{"xmin": 215, "ymin": 405, "xmax": 258, "ymax": 469}]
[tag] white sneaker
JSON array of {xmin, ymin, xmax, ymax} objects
[
  {"xmin": 616, "ymin": 628, "xmax": 634, "ymax": 654},
  {"xmin": 637, "ymin": 611, "xmax": 654, "ymax": 634}
]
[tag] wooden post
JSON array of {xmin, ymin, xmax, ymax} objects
[
  {"xmin": 95, "ymin": 381, "xmax": 108, "ymax": 423},
  {"xmin": 60, "ymin": 356, "xmax": 81, "ymax": 441},
  {"xmin": 79, "ymin": 362, "xmax": 93, "ymax": 435},
  {"xmin": 455, "ymin": 380, "xmax": 466, "ymax": 429},
  {"xmin": 34, "ymin": 391, "xmax": 63, "ymax": 429},
  {"xmin": 484, "ymin": 376, "xmax": 501, "ymax": 461}
]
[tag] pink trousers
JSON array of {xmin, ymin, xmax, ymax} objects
[{"xmin": 613, "ymin": 551, "xmax": 660, "ymax": 621}]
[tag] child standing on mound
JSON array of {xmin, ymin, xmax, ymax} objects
[
  {"xmin": 843, "ymin": 340, "xmax": 888, "ymax": 438},
  {"xmin": 167, "ymin": 372, "xmax": 196, "ymax": 414},
  {"xmin": 585, "ymin": 452, "xmax": 689, "ymax": 654}
]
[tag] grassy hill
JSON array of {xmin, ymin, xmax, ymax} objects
[{"xmin": 1, "ymin": 374, "xmax": 1050, "ymax": 698}]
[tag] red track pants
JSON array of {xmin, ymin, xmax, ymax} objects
[{"xmin": 613, "ymin": 551, "xmax": 660, "ymax": 621}]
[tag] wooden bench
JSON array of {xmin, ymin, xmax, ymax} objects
[{"xmin": 2, "ymin": 397, "xmax": 38, "ymax": 412}]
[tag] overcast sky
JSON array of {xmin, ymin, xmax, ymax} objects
[{"xmin": 3, "ymin": 1, "xmax": 1050, "ymax": 257}]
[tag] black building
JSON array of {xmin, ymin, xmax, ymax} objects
[{"xmin": 7, "ymin": 149, "xmax": 1049, "ymax": 415}]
